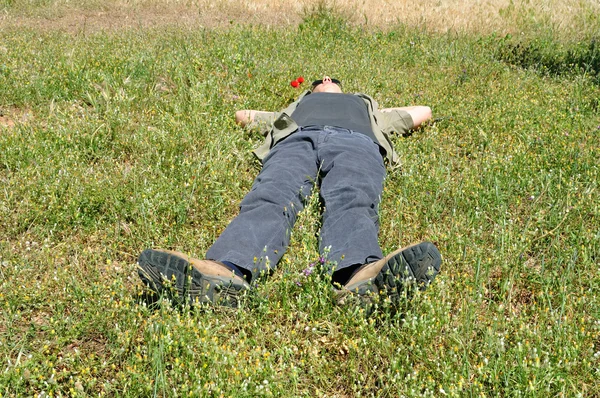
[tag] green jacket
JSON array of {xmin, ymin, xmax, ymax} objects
[{"xmin": 250, "ymin": 90, "xmax": 414, "ymax": 167}]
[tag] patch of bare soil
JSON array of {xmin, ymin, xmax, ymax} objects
[
  {"xmin": 0, "ymin": 107, "xmax": 33, "ymax": 128},
  {"xmin": 0, "ymin": 116, "xmax": 15, "ymax": 128}
]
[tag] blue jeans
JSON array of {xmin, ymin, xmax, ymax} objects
[{"xmin": 206, "ymin": 126, "xmax": 386, "ymax": 281}]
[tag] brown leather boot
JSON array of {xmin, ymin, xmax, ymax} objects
[
  {"xmin": 137, "ymin": 249, "xmax": 250, "ymax": 307},
  {"xmin": 341, "ymin": 242, "xmax": 441, "ymax": 311}
]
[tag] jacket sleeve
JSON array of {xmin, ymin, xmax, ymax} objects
[
  {"xmin": 376, "ymin": 109, "xmax": 414, "ymax": 135},
  {"xmin": 247, "ymin": 112, "xmax": 278, "ymax": 137},
  {"xmin": 246, "ymin": 90, "xmax": 311, "ymax": 137}
]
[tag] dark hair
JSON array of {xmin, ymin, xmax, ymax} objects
[{"xmin": 311, "ymin": 78, "xmax": 342, "ymax": 87}]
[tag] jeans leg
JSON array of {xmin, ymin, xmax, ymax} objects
[
  {"xmin": 206, "ymin": 131, "xmax": 319, "ymax": 281},
  {"xmin": 318, "ymin": 129, "xmax": 386, "ymax": 272}
]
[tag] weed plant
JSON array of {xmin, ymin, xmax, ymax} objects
[{"xmin": 0, "ymin": 5, "xmax": 599, "ymax": 397}]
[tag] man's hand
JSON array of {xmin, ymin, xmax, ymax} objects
[
  {"xmin": 235, "ymin": 110, "xmax": 273, "ymax": 127},
  {"xmin": 381, "ymin": 106, "xmax": 432, "ymax": 129}
]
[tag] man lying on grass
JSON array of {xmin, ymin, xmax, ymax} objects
[{"xmin": 138, "ymin": 76, "xmax": 441, "ymax": 312}]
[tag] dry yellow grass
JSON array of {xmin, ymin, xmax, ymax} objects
[{"xmin": 2, "ymin": 0, "xmax": 599, "ymax": 35}]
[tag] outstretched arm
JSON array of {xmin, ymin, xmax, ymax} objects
[
  {"xmin": 235, "ymin": 110, "xmax": 275, "ymax": 127},
  {"xmin": 380, "ymin": 106, "xmax": 432, "ymax": 129}
]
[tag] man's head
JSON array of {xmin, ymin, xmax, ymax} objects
[{"xmin": 311, "ymin": 76, "xmax": 342, "ymax": 93}]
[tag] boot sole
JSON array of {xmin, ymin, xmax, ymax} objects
[
  {"xmin": 137, "ymin": 249, "xmax": 248, "ymax": 307},
  {"xmin": 342, "ymin": 242, "xmax": 441, "ymax": 310},
  {"xmin": 374, "ymin": 241, "xmax": 441, "ymax": 302}
]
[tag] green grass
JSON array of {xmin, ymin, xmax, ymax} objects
[{"xmin": 1, "ymin": 7, "xmax": 599, "ymax": 397}]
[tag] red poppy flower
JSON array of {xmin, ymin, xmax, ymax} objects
[
  {"xmin": 297, "ymin": 76, "xmax": 304, "ymax": 84},
  {"xmin": 290, "ymin": 80, "xmax": 299, "ymax": 88}
]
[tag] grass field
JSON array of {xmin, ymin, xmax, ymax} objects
[{"xmin": 1, "ymin": 0, "xmax": 599, "ymax": 396}]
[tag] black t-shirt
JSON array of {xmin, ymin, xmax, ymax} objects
[{"xmin": 290, "ymin": 93, "xmax": 376, "ymax": 141}]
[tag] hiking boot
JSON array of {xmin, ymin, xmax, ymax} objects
[
  {"xmin": 137, "ymin": 249, "xmax": 250, "ymax": 307},
  {"xmin": 341, "ymin": 242, "xmax": 441, "ymax": 310}
]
